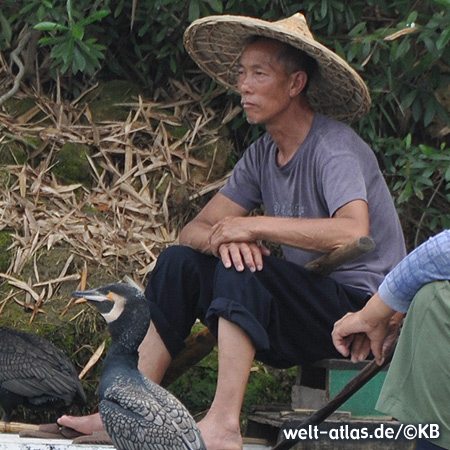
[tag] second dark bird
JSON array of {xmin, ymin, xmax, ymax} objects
[
  {"xmin": 0, "ymin": 327, "xmax": 86, "ymax": 422},
  {"xmin": 72, "ymin": 283, "xmax": 206, "ymax": 450}
]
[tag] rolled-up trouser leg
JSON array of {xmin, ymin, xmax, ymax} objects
[
  {"xmin": 376, "ymin": 281, "xmax": 450, "ymax": 449},
  {"xmin": 144, "ymin": 245, "xmax": 218, "ymax": 358}
]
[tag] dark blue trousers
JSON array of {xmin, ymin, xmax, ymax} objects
[{"xmin": 144, "ymin": 245, "xmax": 370, "ymax": 368}]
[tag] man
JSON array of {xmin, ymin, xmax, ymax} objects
[
  {"xmin": 332, "ymin": 230, "xmax": 450, "ymax": 450},
  {"xmin": 56, "ymin": 13, "xmax": 405, "ymax": 450}
]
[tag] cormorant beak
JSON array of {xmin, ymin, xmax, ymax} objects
[{"xmin": 72, "ymin": 290, "xmax": 115, "ymax": 304}]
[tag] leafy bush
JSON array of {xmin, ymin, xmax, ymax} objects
[
  {"xmin": 373, "ymin": 134, "xmax": 450, "ymax": 248},
  {"xmin": 33, "ymin": 0, "xmax": 109, "ymax": 76}
]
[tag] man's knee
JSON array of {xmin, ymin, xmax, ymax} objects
[
  {"xmin": 150, "ymin": 245, "xmax": 218, "ymax": 283},
  {"xmin": 155, "ymin": 245, "xmax": 200, "ymax": 269}
]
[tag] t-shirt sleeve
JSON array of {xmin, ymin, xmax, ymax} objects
[
  {"xmin": 219, "ymin": 146, "xmax": 262, "ymax": 211},
  {"xmin": 319, "ymin": 152, "xmax": 368, "ymax": 217}
]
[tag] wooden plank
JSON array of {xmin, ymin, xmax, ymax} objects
[{"xmin": 0, "ymin": 433, "xmax": 113, "ymax": 449}]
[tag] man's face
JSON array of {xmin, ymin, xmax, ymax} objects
[{"xmin": 237, "ymin": 40, "xmax": 295, "ymax": 126}]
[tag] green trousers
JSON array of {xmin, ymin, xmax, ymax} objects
[{"xmin": 377, "ymin": 281, "xmax": 450, "ymax": 449}]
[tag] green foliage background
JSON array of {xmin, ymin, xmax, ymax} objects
[{"xmin": 1, "ymin": 0, "xmax": 450, "ymax": 419}]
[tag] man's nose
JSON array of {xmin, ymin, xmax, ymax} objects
[{"xmin": 238, "ymin": 74, "xmax": 251, "ymax": 93}]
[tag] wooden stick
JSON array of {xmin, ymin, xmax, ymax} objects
[
  {"xmin": 0, "ymin": 421, "xmax": 40, "ymax": 434},
  {"xmin": 161, "ymin": 326, "xmax": 216, "ymax": 387},
  {"xmin": 272, "ymin": 345, "xmax": 395, "ymax": 450},
  {"xmin": 305, "ymin": 236, "xmax": 375, "ymax": 276}
]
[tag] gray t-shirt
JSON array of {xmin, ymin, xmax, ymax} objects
[{"xmin": 220, "ymin": 113, "xmax": 406, "ymax": 294}]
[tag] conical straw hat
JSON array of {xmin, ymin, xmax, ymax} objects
[{"xmin": 184, "ymin": 13, "xmax": 371, "ymax": 123}]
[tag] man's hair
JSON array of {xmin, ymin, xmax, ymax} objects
[{"xmin": 245, "ymin": 36, "xmax": 318, "ymax": 92}]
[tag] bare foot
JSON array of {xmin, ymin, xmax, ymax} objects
[
  {"xmin": 197, "ymin": 410, "xmax": 242, "ymax": 450},
  {"xmin": 57, "ymin": 413, "xmax": 104, "ymax": 435}
]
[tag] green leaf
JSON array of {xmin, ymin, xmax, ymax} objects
[
  {"xmin": 60, "ymin": 57, "xmax": 72, "ymax": 74},
  {"xmin": 401, "ymin": 89, "xmax": 418, "ymax": 110},
  {"xmin": 155, "ymin": 27, "xmax": 167, "ymax": 43},
  {"xmin": 0, "ymin": 11, "xmax": 12, "ymax": 44},
  {"xmin": 20, "ymin": 2, "xmax": 39, "ymax": 15},
  {"xmin": 423, "ymin": 99, "xmax": 436, "ymax": 127},
  {"xmin": 333, "ymin": 39, "xmax": 345, "ymax": 58},
  {"xmin": 34, "ymin": 21, "xmax": 68, "ymax": 31},
  {"xmin": 206, "ymin": 0, "xmax": 223, "ymax": 13},
  {"xmin": 170, "ymin": 56, "xmax": 177, "ymax": 73},
  {"xmin": 404, "ymin": 133, "xmax": 412, "ymax": 149},
  {"xmin": 405, "ymin": 11, "xmax": 418, "ymax": 25},
  {"xmin": 394, "ymin": 37, "xmax": 410, "ymax": 59},
  {"xmin": 436, "ymin": 26, "xmax": 450, "ymax": 51},
  {"xmin": 422, "ymin": 36, "xmax": 437, "ymax": 56},
  {"xmin": 445, "ymin": 165, "xmax": 450, "ymax": 181},
  {"xmin": 72, "ymin": 45, "xmax": 86, "ymax": 73},
  {"xmin": 60, "ymin": 39, "xmax": 75, "ymax": 64},
  {"xmin": 412, "ymin": 99, "xmax": 423, "ymax": 122},
  {"xmin": 188, "ymin": 0, "xmax": 200, "ymax": 22},
  {"xmin": 348, "ymin": 22, "xmax": 367, "ymax": 37},
  {"xmin": 431, "ymin": 0, "xmax": 450, "ymax": 7},
  {"xmin": 37, "ymin": 5, "xmax": 46, "ymax": 21},
  {"xmin": 71, "ymin": 23, "xmax": 84, "ymax": 40},
  {"xmin": 51, "ymin": 40, "xmax": 72, "ymax": 64},
  {"xmin": 79, "ymin": 10, "xmax": 110, "ymax": 27},
  {"xmin": 320, "ymin": 0, "xmax": 327, "ymax": 19},
  {"xmin": 38, "ymin": 36, "xmax": 63, "ymax": 46}
]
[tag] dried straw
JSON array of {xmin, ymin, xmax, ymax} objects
[{"xmin": 0, "ymin": 76, "xmax": 235, "ymax": 318}]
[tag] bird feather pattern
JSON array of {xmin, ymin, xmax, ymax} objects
[
  {"xmin": 0, "ymin": 327, "xmax": 86, "ymax": 420},
  {"xmin": 72, "ymin": 284, "xmax": 206, "ymax": 450},
  {"xmin": 100, "ymin": 373, "xmax": 204, "ymax": 449}
]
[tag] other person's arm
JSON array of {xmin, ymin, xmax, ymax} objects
[{"xmin": 332, "ymin": 230, "xmax": 450, "ymax": 364}]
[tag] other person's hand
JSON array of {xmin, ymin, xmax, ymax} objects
[{"xmin": 332, "ymin": 293, "xmax": 402, "ymax": 365}]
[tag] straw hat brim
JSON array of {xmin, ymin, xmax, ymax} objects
[{"xmin": 184, "ymin": 15, "xmax": 371, "ymax": 123}]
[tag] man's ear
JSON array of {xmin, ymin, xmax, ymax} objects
[{"xmin": 289, "ymin": 71, "xmax": 308, "ymax": 97}]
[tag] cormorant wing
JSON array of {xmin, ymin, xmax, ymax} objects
[
  {"xmin": 101, "ymin": 373, "xmax": 205, "ymax": 450},
  {"xmin": 0, "ymin": 329, "xmax": 85, "ymax": 403}
]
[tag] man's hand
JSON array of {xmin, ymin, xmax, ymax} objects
[
  {"xmin": 209, "ymin": 216, "xmax": 270, "ymax": 271},
  {"xmin": 332, "ymin": 293, "xmax": 401, "ymax": 365},
  {"xmin": 216, "ymin": 241, "xmax": 271, "ymax": 272},
  {"xmin": 209, "ymin": 216, "xmax": 255, "ymax": 250}
]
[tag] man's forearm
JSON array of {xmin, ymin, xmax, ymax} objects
[
  {"xmin": 244, "ymin": 215, "xmax": 368, "ymax": 254},
  {"xmin": 178, "ymin": 220, "xmax": 214, "ymax": 254}
]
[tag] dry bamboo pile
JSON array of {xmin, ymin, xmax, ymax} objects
[{"xmin": 0, "ymin": 75, "xmax": 241, "ymax": 318}]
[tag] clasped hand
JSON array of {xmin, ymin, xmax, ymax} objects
[
  {"xmin": 209, "ymin": 216, "xmax": 270, "ymax": 272},
  {"xmin": 331, "ymin": 293, "xmax": 401, "ymax": 365}
]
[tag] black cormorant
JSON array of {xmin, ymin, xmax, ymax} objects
[
  {"xmin": 72, "ymin": 283, "xmax": 206, "ymax": 450},
  {"xmin": 0, "ymin": 327, "xmax": 86, "ymax": 421}
]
